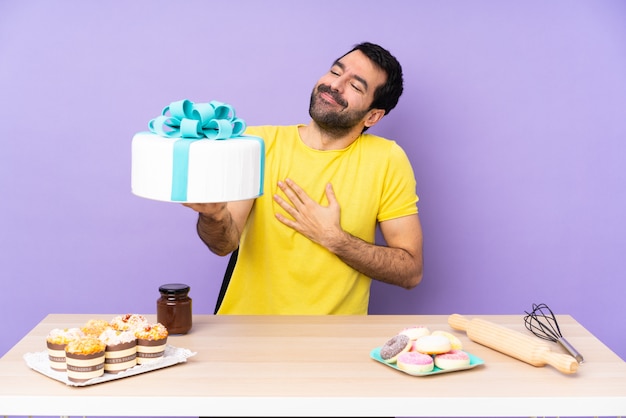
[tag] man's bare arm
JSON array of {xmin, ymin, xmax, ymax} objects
[
  {"xmin": 183, "ymin": 199, "xmax": 254, "ymax": 256},
  {"xmin": 327, "ymin": 215, "xmax": 423, "ymax": 289}
]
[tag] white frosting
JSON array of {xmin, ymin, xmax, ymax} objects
[
  {"xmin": 47, "ymin": 328, "xmax": 84, "ymax": 343},
  {"xmin": 399, "ymin": 326, "xmax": 431, "ymax": 340},
  {"xmin": 131, "ymin": 132, "xmax": 264, "ymax": 203},
  {"xmin": 110, "ymin": 314, "xmax": 148, "ymax": 332},
  {"xmin": 431, "ymin": 330, "xmax": 463, "ymax": 350},
  {"xmin": 412, "ymin": 335, "xmax": 452, "ymax": 354},
  {"xmin": 99, "ymin": 329, "xmax": 136, "ymax": 345}
]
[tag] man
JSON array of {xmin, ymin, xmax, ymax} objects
[{"xmin": 184, "ymin": 42, "xmax": 423, "ymax": 314}]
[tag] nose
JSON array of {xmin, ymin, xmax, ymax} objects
[{"xmin": 329, "ymin": 74, "xmax": 346, "ymax": 93}]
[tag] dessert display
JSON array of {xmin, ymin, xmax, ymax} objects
[
  {"xmin": 32, "ymin": 314, "xmax": 187, "ymax": 385},
  {"xmin": 131, "ymin": 99, "xmax": 265, "ymax": 203},
  {"xmin": 371, "ymin": 324, "xmax": 484, "ymax": 376}
]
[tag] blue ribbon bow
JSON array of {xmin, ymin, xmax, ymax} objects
[{"xmin": 148, "ymin": 99, "xmax": 246, "ymax": 139}]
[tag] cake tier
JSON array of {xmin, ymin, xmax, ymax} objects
[{"xmin": 131, "ymin": 132, "xmax": 264, "ymax": 203}]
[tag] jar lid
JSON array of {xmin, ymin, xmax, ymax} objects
[{"xmin": 159, "ymin": 283, "xmax": 190, "ymax": 294}]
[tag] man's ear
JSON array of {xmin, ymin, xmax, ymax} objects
[{"xmin": 363, "ymin": 108, "xmax": 386, "ymax": 128}]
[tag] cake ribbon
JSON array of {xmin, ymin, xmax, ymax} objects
[
  {"xmin": 148, "ymin": 99, "xmax": 246, "ymax": 139},
  {"xmin": 147, "ymin": 99, "xmax": 263, "ymax": 201}
]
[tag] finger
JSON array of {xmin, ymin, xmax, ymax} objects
[
  {"xmin": 182, "ymin": 203, "xmax": 200, "ymax": 211},
  {"xmin": 284, "ymin": 178, "xmax": 311, "ymax": 204},
  {"xmin": 275, "ymin": 212, "xmax": 298, "ymax": 230},
  {"xmin": 324, "ymin": 182, "xmax": 337, "ymax": 205},
  {"xmin": 273, "ymin": 193, "xmax": 299, "ymax": 218},
  {"xmin": 277, "ymin": 180, "xmax": 297, "ymax": 205}
]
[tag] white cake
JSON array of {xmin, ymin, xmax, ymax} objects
[{"xmin": 131, "ymin": 99, "xmax": 265, "ymax": 203}]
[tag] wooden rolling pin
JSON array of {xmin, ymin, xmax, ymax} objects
[{"xmin": 448, "ymin": 314, "xmax": 578, "ymax": 374}]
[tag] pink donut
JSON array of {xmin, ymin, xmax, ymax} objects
[
  {"xmin": 379, "ymin": 334, "xmax": 411, "ymax": 364},
  {"xmin": 412, "ymin": 335, "xmax": 452, "ymax": 355},
  {"xmin": 397, "ymin": 352, "xmax": 434, "ymax": 374},
  {"xmin": 434, "ymin": 349, "xmax": 471, "ymax": 370}
]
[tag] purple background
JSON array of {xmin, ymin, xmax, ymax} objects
[{"xmin": 1, "ymin": 0, "xmax": 625, "ymax": 367}]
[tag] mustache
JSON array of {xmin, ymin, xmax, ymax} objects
[{"xmin": 316, "ymin": 84, "xmax": 347, "ymax": 107}]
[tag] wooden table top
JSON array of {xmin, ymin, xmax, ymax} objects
[{"xmin": 1, "ymin": 313, "xmax": 625, "ymax": 417}]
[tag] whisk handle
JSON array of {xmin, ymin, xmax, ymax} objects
[{"xmin": 557, "ymin": 337, "xmax": 584, "ymax": 363}]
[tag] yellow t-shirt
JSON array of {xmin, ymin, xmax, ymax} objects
[{"xmin": 217, "ymin": 125, "xmax": 418, "ymax": 315}]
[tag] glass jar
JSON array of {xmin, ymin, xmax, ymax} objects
[{"xmin": 157, "ymin": 283, "xmax": 192, "ymax": 334}]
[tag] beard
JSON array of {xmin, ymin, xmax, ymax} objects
[{"xmin": 308, "ymin": 84, "xmax": 369, "ymax": 137}]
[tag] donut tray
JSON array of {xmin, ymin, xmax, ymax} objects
[
  {"xmin": 23, "ymin": 345, "xmax": 196, "ymax": 387},
  {"xmin": 370, "ymin": 347, "xmax": 484, "ymax": 376}
]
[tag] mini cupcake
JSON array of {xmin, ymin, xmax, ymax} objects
[
  {"xmin": 65, "ymin": 336, "xmax": 106, "ymax": 383},
  {"xmin": 135, "ymin": 323, "xmax": 168, "ymax": 365},
  {"xmin": 110, "ymin": 314, "xmax": 148, "ymax": 332},
  {"xmin": 46, "ymin": 328, "xmax": 84, "ymax": 371},
  {"xmin": 99, "ymin": 329, "xmax": 137, "ymax": 374},
  {"xmin": 81, "ymin": 319, "xmax": 112, "ymax": 337}
]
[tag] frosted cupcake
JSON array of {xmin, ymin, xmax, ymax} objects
[
  {"xmin": 46, "ymin": 328, "xmax": 84, "ymax": 371},
  {"xmin": 99, "ymin": 329, "xmax": 137, "ymax": 374},
  {"xmin": 135, "ymin": 323, "xmax": 168, "ymax": 365},
  {"xmin": 65, "ymin": 337, "xmax": 106, "ymax": 383},
  {"xmin": 110, "ymin": 314, "xmax": 149, "ymax": 332},
  {"xmin": 81, "ymin": 319, "xmax": 112, "ymax": 337}
]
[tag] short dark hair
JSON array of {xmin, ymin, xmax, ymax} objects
[{"xmin": 340, "ymin": 42, "xmax": 404, "ymax": 115}]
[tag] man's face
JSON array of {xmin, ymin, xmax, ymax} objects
[{"xmin": 309, "ymin": 50, "xmax": 386, "ymax": 133}]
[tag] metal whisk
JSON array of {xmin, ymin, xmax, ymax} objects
[{"xmin": 523, "ymin": 303, "xmax": 584, "ymax": 364}]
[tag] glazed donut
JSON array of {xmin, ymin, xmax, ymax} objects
[
  {"xmin": 379, "ymin": 334, "xmax": 411, "ymax": 363},
  {"xmin": 434, "ymin": 349, "xmax": 471, "ymax": 370},
  {"xmin": 412, "ymin": 335, "xmax": 452, "ymax": 355},
  {"xmin": 399, "ymin": 326, "xmax": 431, "ymax": 341},
  {"xmin": 431, "ymin": 330, "xmax": 463, "ymax": 350},
  {"xmin": 397, "ymin": 351, "xmax": 434, "ymax": 375}
]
